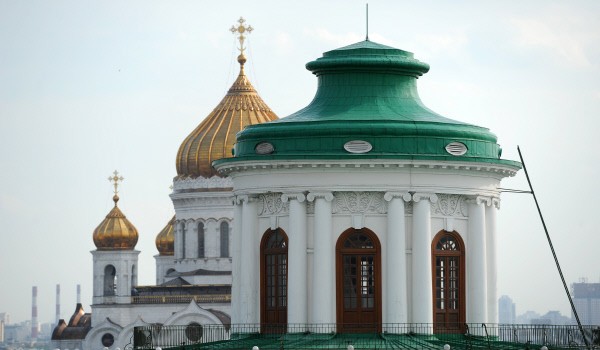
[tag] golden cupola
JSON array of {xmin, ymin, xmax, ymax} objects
[
  {"xmin": 93, "ymin": 171, "xmax": 139, "ymax": 251},
  {"xmin": 176, "ymin": 17, "xmax": 279, "ymax": 179},
  {"xmin": 155, "ymin": 215, "xmax": 175, "ymax": 256}
]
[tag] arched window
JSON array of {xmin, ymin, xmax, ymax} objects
[
  {"xmin": 198, "ymin": 222, "xmax": 205, "ymax": 258},
  {"xmin": 104, "ymin": 265, "xmax": 116, "ymax": 296},
  {"xmin": 131, "ymin": 265, "xmax": 137, "ymax": 287},
  {"xmin": 220, "ymin": 221, "xmax": 229, "ymax": 258},
  {"xmin": 260, "ymin": 228, "xmax": 288, "ymax": 331},
  {"xmin": 336, "ymin": 228, "xmax": 382, "ymax": 333},
  {"xmin": 180, "ymin": 222, "xmax": 186, "ymax": 259},
  {"xmin": 432, "ymin": 230, "xmax": 466, "ymax": 333}
]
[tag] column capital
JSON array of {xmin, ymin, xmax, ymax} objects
[
  {"xmin": 307, "ymin": 192, "xmax": 334, "ymax": 202},
  {"xmin": 384, "ymin": 191, "xmax": 411, "ymax": 202},
  {"xmin": 492, "ymin": 197, "xmax": 501, "ymax": 209},
  {"xmin": 412, "ymin": 192, "xmax": 438, "ymax": 204},
  {"xmin": 281, "ymin": 192, "xmax": 306, "ymax": 203},
  {"xmin": 235, "ymin": 194, "xmax": 258, "ymax": 205},
  {"xmin": 466, "ymin": 195, "xmax": 492, "ymax": 206}
]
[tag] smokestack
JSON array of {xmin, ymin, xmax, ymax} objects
[
  {"xmin": 77, "ymin": 284, "xmax": 81, "ymax": 304},
  {"xmin": 31, "ymin": 286, "xmax": 38, "ymax": 340},
  {"xmin": 55, "ymin": 284, "xmax": 60, "ymax": 325}
]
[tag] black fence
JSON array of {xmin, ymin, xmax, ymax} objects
[{"xmin": 132, "ymin": 323, "xmax": 600, "ymax": 350}]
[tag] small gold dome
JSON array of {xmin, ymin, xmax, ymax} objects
[
  {"xmin": 176, "ymin": 53, "xmax": 279, "ymax": 179},
  {"xmin": 93, "ymin": 194, "xmax": 138, "ymax": 250},
  {"xmin": 155, "ymin": 215, "xmax": 175, "ymax": 256}
]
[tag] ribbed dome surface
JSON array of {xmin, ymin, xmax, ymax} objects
[
  {"xmin": 176, "ymin": 55, "xmax": 279, "ymax": 178},
  {"xmin": 93, "ymin": 195, "xmax": 138, "ymax": 250},
  {"xmin": 155, "ymin": 215, "xmax": 175, "ymax": 256}
]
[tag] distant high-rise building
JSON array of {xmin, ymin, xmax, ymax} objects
[
  {"xmin": 498, "ymin": 295, "xmax": 516, "ymax": 324},
  {"xmin": 572, "ymin": 280, "xmax": 600, "ymax": 325},
  {"xmin": 0, "ymin": 320, "xmax": 5, "ymax": 343}
]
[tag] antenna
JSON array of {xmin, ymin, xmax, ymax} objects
[{"xmin": 366, "ymin": 3, "xmax": 369, "ymax": 41}]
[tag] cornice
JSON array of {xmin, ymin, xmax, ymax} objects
[{"xmin": 215, "ymin": 159, "xmax": 519, "ymax": 178}]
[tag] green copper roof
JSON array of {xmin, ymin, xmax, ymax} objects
[{"xmin": 214, "ymin": 40, "xmax": 520, "ymax": 169}]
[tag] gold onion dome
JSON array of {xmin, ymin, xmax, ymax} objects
[
  {"xmin": 93, "ymin": 172, "xmax": 139, "ymax": 250},
  {"xmin": 155, "ymin": 215, "xmax": 175, "ymax": 256},
  {"xmin": 176, "ymin": 18, "xmax": 279, "ymax": 179}
]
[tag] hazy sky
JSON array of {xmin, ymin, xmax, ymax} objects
[{"xmin": 1, "ymin": 1, "xmax": 599, "ymax": 324}]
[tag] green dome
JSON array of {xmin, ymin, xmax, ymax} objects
[{"xmin": 215, "ymin": 40, "xmax": 519, "ymax": 168}]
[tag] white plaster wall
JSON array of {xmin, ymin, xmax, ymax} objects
[{"xmin": 223, "ymin": 158, "xmax": 516, "ymax": 326}]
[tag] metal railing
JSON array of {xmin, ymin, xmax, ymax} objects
[
  {"xmin": 132, "ymin": 323, "xmax": 600, "ymax": 350},
  {"xmin": 131, "ymin": 294, "xmax": 231, "ymax": 304}
]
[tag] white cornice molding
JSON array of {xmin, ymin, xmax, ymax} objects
[{"xmin": 215, "ymin": 159, "xmax": 519, "ymax": 178}]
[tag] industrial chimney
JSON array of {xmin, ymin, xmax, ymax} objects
[
  {"xmin": 55, "ymin": 284, "xmax": 60, "ymax": 326},
  {"xmin": 77, "ymin": 284, "xmax": 81, "ymax": 304},
  {"xmin": 31, "ymin": 286, "xmax": 39, "ymax": 340}
]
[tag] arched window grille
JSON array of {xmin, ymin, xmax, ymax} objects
[
  {"xmin": 260, "ymin": 228, "xmax": 288, "ymax": 330},
  {"xmin": 104, "ymin": 265, "xmax": 116, "ymax": 296},
  {"xmin": 432, "ymin": 230, "xmax": 466, "ymax": 333},
  {"xmin": 220, "ymin": 221, "xmax": 229, "ymax": 258},
  {"xmin": 198, "ymin": 222, "xmax": 205, "ymax": 258}
]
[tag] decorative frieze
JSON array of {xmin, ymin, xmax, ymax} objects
[
  {"xmin": 432, "ymin": 194, "xmax": 468, "ymax": 217},
  {"xmin": 257, "ymin": 192, "xmax": 288, "ymax": 216},
  {"xmin": 173, "ymin": 176, "xmax": 233, "ymax": 191},
  {"xmin": 171, "ymin": 195, "xmax": 233, "ymax": 209},
  {"xmin": 332, "ymin": 191, "xmax": 386, "ymax": 214}
]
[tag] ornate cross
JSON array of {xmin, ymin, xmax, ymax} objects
[
  {"xmin": 108, "ymin": 170, "xmax": 124, "ymax": 195},
  {"xmin": 230, "ymin": 17, "xmax": 253, "ymax": 55}
]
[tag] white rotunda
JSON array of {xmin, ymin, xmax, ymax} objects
[{"xmin": 214, "ymin": 39, "xmax": 521, "ymax": 333}]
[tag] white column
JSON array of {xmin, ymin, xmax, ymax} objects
[
  {"xmin": 231, "ymin": 197, "xmax": 243, "ymax": 324},
  {"xmin": 307, "ymin": 192, "xmax": 335, "ymax": 326},
  {"xmin": 412, "ymin": 192, "xmax": 437, "ymax": 325},
  {"xmin": 486, "ymin": 198, "xmax": 500, "ymax": 324},
  {"xmin": 384, "ymin": 192, "xmax": 411, "ymax": 324},
  {"xmin": 239, "ymin": 195, "xmax": 259, "ymax": 325},
  {"xmin": 467, "ymin": 196, "xmax": 489, "ymax": 324},
  {"xmin": 175, "ymin": 220, "xmax": 183, "ymax": 260},
  {"xmin": 282, "ymin": 193, "xmax": 308, "ymax": 328}
]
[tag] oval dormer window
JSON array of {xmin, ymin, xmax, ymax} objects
[
  {"xmin": 344, "ymin": 140, "xmax": 373, "ymax": 154},
  {"xmin": 255, "ymin": 142, "xmax": 274, "ymax": 155},
  {"xmin": 445, "ymin": 142, "xmax": 468, "ymax": 156}
]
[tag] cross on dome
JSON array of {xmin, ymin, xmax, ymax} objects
[
  {"xmin": 108, "ymin": 170, "xmax": 124, "ymax": 196},
  {"xmin": 230, "ymin": 17, "xmax": 253, "ymax": 56}
]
